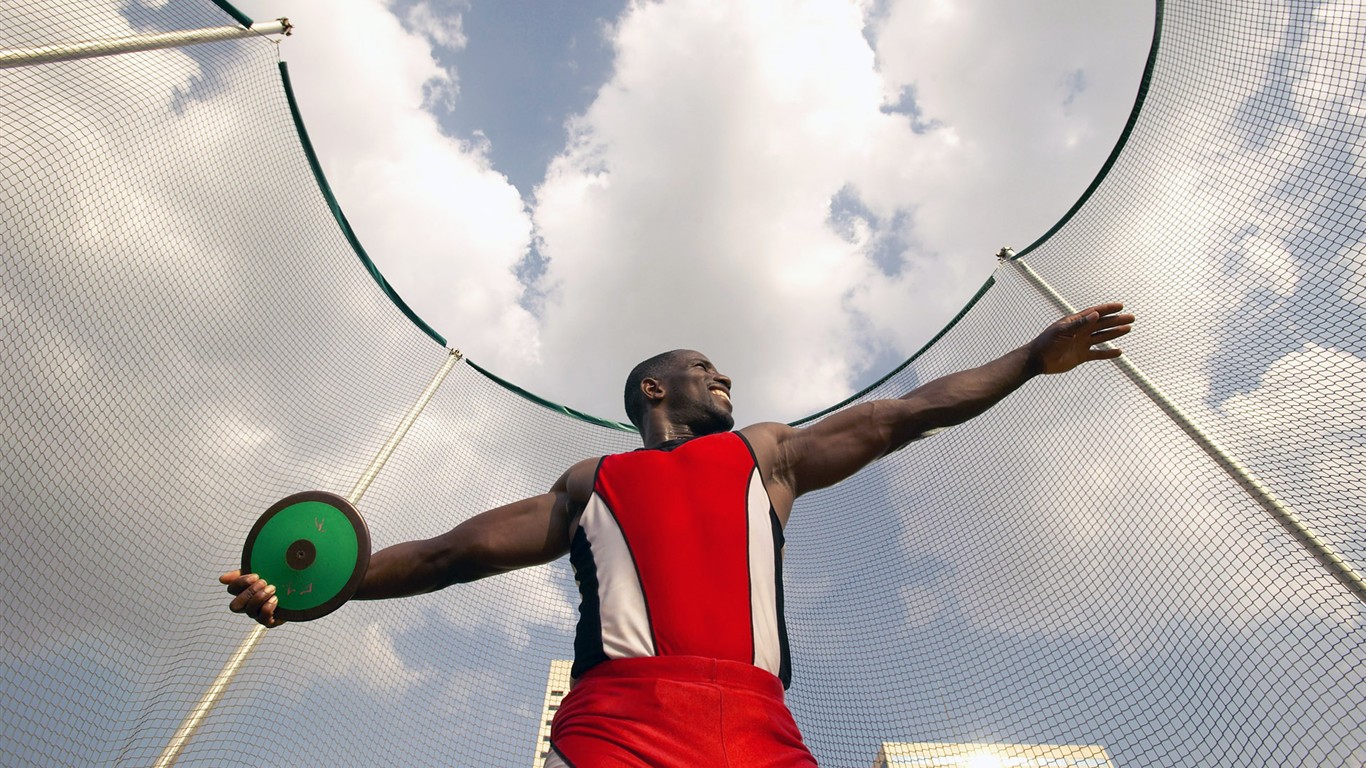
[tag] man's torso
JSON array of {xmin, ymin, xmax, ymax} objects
[{"xmin": 566, "ymin": 431, "xmax": 791, "ymax": 685}]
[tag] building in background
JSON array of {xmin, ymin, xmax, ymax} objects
[
  {"xmin": 531, "ymin": 660, "xmax": 573, "ymax": 768},
  {"xmin": 872, "ymin": 741, "xmax": 1115, "ymax": 768}
]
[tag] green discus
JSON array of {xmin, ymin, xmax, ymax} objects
[{"xmin": 242, "ymin": 491, "xmax": 371, "ymax": 622}]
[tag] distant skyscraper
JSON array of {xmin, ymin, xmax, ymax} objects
[
  {"xmin": 531, "ymin": 660, "xmax": 573, "ymax": 768},
  {"xmin": 872, "ymin": 741, "xmax": 1116, "ymax": 768}
]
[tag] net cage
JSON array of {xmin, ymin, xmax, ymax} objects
[{"xmin": 2, "ymin": 0, "xmax": 1364, "ymax": 766}]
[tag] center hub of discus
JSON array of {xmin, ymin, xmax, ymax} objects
[{"xmin": 287, "ymin": 538, "xmax": 317, "ymax": 570}]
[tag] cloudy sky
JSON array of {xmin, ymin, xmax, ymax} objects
[
  {"xmin": 7, "ymin": 1, "xmax": 1366, "ymax": 765},
  {"xmin": 229, "ymin": 0, "xmax": 1154, "ymax": 425}
]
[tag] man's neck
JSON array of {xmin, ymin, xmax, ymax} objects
[{"xmin": 640, "ymin": 420, "xmax": 698, "ymax": 449}]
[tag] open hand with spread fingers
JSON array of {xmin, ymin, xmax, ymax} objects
[{"xmin": 1028, "ymin": 302, "xmax": 1135, "ymax": 375}]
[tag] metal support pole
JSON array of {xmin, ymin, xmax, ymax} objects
[
  {"xmin": 1003, "ymin": 252, "xmax": 1366, "ymax": 604},
  {"xmin": 154, "ymin": 348, "xmax": 464, "ymax": 767},
  {"xmin": 0, "ymin": 19, "xmax": 292, "ymax": 70}
]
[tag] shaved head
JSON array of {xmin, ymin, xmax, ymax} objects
[{"xmin": 623, "ymin": 350, "xmax": 690, "ymax": 430}]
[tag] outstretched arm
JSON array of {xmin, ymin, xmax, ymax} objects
[
  {"xmin": 353, "ymin": 490, "xmax": 573, "ymax": 599},
  {"xmin": 754, "ymin": 303, "xmax": 1134, "ymax": 502},
  {"xmin": 221, "ymin": 462, "xmax": 590, "ymax": 627}
]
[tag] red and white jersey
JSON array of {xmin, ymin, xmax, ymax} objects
[{"xmin": 569, "ymin": 431, "xmax": 792, "ymax": 687}]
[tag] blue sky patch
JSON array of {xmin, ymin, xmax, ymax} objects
[{"xmin": 398, "ymin": 0, "xmax": 626, "ymax": 200}]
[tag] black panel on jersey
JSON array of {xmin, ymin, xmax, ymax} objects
[
  {"xmin": 569, "ymin": 527, "xmax": 609, "ymax": 679},
  {"xmin": 771, "ymin": 510, "xmax": 792, "ymax": 688}
]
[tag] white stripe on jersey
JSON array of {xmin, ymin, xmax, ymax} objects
[
  {"xmin": 746, "ymin": 467, "xmax": 781, "ymax": 676},
  {"xmin": 580, "ymin": 493, "xmax": 655, "ymax": 661}
]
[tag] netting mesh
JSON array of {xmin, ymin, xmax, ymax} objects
[{"xmin": 2, "ymin": 1, "xmax": 1363, "ymax": 766}]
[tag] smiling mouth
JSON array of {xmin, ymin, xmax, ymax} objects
[{"xmin": 710, "ymin": 388, "xmax": 731, "ymax": 404}]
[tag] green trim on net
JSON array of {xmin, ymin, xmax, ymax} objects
[
  {"xmin": 207, "ymin": 0, "xmax": 254, "ymax": 29},
  {"xmin": 1012, "ymin": 0, "xmax": 1164, "ymax": 261},
  {"xmin": 464, "ymin": 359, "xmax": 639, "ymax": 433},
  {"xmin": 277, "ymin": 62, "xmax": 448, "ymax": 347},
  {"xmin": 788, "ymin": 276, "xmax": 997, "ymax": 427}
]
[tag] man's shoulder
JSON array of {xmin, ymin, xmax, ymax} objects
[
  {"xmin": 738, "ymin": 421, "xmax": 799, "ymax": 448},
  {"xmin": 736, "ymin": 422, "xmax": 802, "ymax": 467},
  {"xmin": 557, "ymin": 455, "xmax": 605, "ymax": 501}
]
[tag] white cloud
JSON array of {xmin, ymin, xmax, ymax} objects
[
  {"xmin": 520, "ymin": 0, "xmax": 1149, "ymax": 423},
  {"xmin": 866, "ymin": 0, "xmax": 1150, "ymax": 246},
  {"xmin": 1, "ymin": 0, "xmax": 553, "ymax": 715},
  {"xmin": 402, "ymin": 0, "xmax": 469, "ymax": 51},
  {"xmin": 45, "ymin": 0, "xmax": 1128, "ymax": 431},
  {"xmin": 1220, "ymin": 343, "xmax": 1366, "ymax": 562},
  {"xmin": 233, "ymin": 0, "xmax": 540, "ymax": 373},
  {"xmin": 1233, "ymin": 233, "xmax": 1300, "ymax": 296},
  {"xmin": 211, "ymin": 1, "xmax": 1152, "ymax": 427},
  {"xmin": 329, "ymin": 621, "xmax": 427, "ymax": 690},
  {"xmin": 1343, "ymin": 240, "xmax": 1366, "ymax": 307},
  {"xmin": 528, "ymin": 0, "xmax": 882, "ymax": 420}
]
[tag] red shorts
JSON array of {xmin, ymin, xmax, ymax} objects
[{"xmin": 548, "ymin": 656, "xmax": 817, "ymax": 767}]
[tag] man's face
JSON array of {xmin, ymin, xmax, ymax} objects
[{"xmin": 659, "ymin": 351, "xmax": 734, "ymax": 434}]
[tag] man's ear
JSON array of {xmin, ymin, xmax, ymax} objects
[{"xmin": 641, "ymin": 377, "xmax": 666, "ymax": 404}]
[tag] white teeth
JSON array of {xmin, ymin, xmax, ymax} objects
[{"xmin": 712, "ymin": 389, "xmax": 730, "ymax": 402}]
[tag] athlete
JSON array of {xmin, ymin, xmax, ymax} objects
[{"xmin": 222, "ymin": 303, "xmax": 1134, "ymax": 767}]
